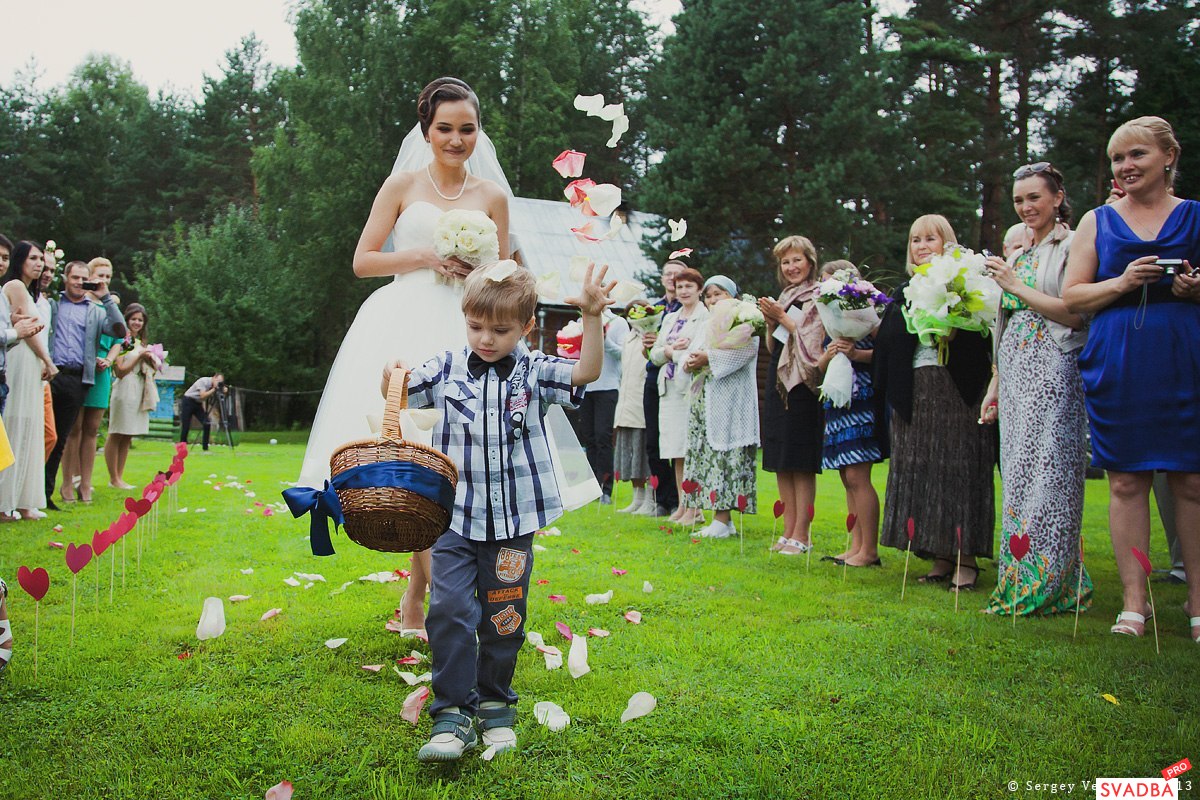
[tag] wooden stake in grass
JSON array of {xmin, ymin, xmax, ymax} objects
[
  {"xmin": 1131, "ymin": 547, "xmax": 1159, "ymax": 655},
  {"xmin": 772, "ymin": 499, "xmax": 785, "ymax": 546},
  {"xmin": 736, "ymin": 494, "xmax": 748, "ymax": 555},
  {"xmin": 15, "ymin": 565, "xmax": 50, "ymax": 681},
  {"xmin": 648, "ymin": 475, "xmax": 660, "ymax": 523},
  {"xmin": 900, "ymin": 517, "xmax": 915, "ymax": 600},
  {"xmin": 953, "ymin": 525, "xmax": 963, "ymax": 613},
  {"xmin": 842, "ymin": 513, "xmax": 857, "ymax": 584},
  {"xmin": 1073, "ymin": 537, "xmax": 1085, "ymax": 640},
  {"xmin": 1008, "ymin": 533, "xmax": 1031, "ymax": 628},
  {"xmin": 805, "ymin": 503, "xmax": 815, "ymax": 573},
  {"xmin": 64, "ymin": 543, "xmax": 93, "ymax": 648}
]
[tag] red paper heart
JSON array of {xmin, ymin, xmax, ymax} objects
[
  {"xmin": 175, "ymin": 441, "xmax": 188, "ymax": 455},
  {"xmin": 92, "ymin": 528, "xmax": 112, "ymax": 556},
  {"xmin": 613, "ymin": 470, "xmax": 621, "ymax": 482},
  {"xmin": 806, "ymin": 503, "xmax": 815, "ymax": 522},
  {"xmin": 736, "ymin": 494, "xmax": 747, "ymax": 513},
  {"xmin": 166, "ymin": 470, "xmax": 181, "ymax": 486},
  {"xmin": 955, "ymin": 525, "xmax": 962, "ymax": 548},
  {"xmin": 773, "ymin": 499, "xmax": 785, "ymax": 519},
  {"xmin": 709, "ymin": 489, "xmax": 717, "ymax": 504},
  {"xmin": 681, "ymin": 479, "xmax": 700, "ymax": 495},
  {"xmin": 17, "ymin": 565, "xmax": 50, "ymax": 601},
  {"xmin": 65, "ymin": 542, "xmax": 93, "ymax": 574},
  {"xmin": 648, "ymin": 475, "xmax": 659, "ymax": 490},
  {"xmin": 905, "ymin": 517, "xmax": 915, "ymax": 542},
  {"xmin": 144, "ymin": 485, "xmax": 163, "ymax": 504},
  {"xmin": 1131, "ymin": 546, "xmax": 1152, "ymax": 577},
  {"xmin": 128, "ymin": 498, "xmax": 152, "ymax": 517},
  {"xmin": 114, "ymin": 511, "xmax": 138, "ymax": 537},
  {"xmin": 846, "ymin": 513, "xmax": 858, "ymax": 532},
  {"xmin": 1008, "ymin": 533, "xmax": 1031, "ymax": 562}
]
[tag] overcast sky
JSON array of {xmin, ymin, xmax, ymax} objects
[{"xmin": 0, "ymin": 0, "xmax": 687, "ymax": 99}]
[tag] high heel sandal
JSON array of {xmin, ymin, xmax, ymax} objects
[{"xmin": 948, "ymin": 565, "xmax": 982, "ymax": 592}]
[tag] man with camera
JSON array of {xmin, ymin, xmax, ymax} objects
[
  {"xmin": 45, "ymin": 260, "xmax": 126, "ymax": 508},
  {"xmin": 179, "ymin": 372, "xmax": 224, "ymax": 451}
]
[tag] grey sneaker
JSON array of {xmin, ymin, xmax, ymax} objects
[
  {"xmin": 417, "ymin": 710, "xmax": 478, "ymax": 762},
  {"xmin": 598, "ymin": 493, "xmax": 612, "ymax": 506},
  {"xmin": 477, "ymin": 702, "xmax": 518, "ymax": 756}
]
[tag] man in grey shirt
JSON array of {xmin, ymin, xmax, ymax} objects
[{"xmin": 180, "ymin": 373, "xmax": 224, "ymax": 451}]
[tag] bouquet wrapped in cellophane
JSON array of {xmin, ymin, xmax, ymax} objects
[
  {"xmin": 815, "ymin": 269, "xmax": 889, "ymax": 408},
  {"xmin": 626, "ymin": 302, "xmax": 666, "ymax": 334},
  {"xmin": 901, "ymin": 245, "xmax": 1000, "ymax": 365}
]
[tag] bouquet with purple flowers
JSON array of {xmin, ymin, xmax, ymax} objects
[{"xmin": 814, "ymin": 269, "xmax": 890, "ymax": 407}]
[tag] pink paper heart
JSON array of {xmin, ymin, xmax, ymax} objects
[
  {"xmin": 92, "ymin": 528, "xmax": 112, "ymax": 556},
  {"xmin": 125, "ymin": 497, "xmax": 153, "ymax": 517},
  {"xmin": 648, "ymin": 475, "xmax": 659, "ymax": 490},
  {"xmin": 17, "ymin": 565, "xmax": 50, "ymax": 601},
  {"xmin": 65, "ymin": 542, "xmax": 93, "ymax": 574},
  {"xmin": 1131, "ymin": 546, "xmax": 1152, "ymax": 577},
  {"xmin": 1009, "ymin": 533, "xmax": 1031, "ymax": 562}
]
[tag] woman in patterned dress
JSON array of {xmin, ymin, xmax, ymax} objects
[
  {"xmin": 980, "ymin": 162, "xmax": 1091, "ymax": 616},
  {"xmin": 682, "ymin": 275, "xmax": 759, "ymax": 539},
  {"xmin": 815, "ymin": 261, "xmax": 883, "ymax": 568}
]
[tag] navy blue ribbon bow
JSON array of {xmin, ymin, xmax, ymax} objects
[{"xmin": 282, "ymin": 461, "xmax": 456, "ymax": 556}]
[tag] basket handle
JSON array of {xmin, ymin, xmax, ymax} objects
[{"xmin": 381, "ymin": 368, "xmax": 410, "ymax": 442}]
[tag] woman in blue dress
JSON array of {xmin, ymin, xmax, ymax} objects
[{"xmin": 1063, "ymin": 116, "xmax": 1200, "ymax": 642}]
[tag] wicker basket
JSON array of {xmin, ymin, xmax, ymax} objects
[{"xmin": 329, "ymin": 369, "xmax": 458, "ymax": 553}]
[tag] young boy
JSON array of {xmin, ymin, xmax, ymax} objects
[{"xmin": 383, "ymin": 259, "xmax": 614, "ymax": 762}]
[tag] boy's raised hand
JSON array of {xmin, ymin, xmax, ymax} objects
[{"xmin": 564, "ymin": 262, "xmax": 617, "ymax": 317}]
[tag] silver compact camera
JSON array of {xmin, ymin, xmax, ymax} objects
[{"xmin": 1157, "ymin": 258, "xmax": 1184, "ymax": 276}]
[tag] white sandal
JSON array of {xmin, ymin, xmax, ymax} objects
[
  {"xmin": 769, "ymin": 536, "xmax": 790, "ymax": 552},
  {"xmin": 1189, "ymin": 616, "xmax": 1200, "ymax": 644},
  {"xmin": 1110, "ymin": 611, "xmax": 1146, "ymax": 637}
]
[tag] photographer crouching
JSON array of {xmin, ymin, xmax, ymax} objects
[{"xmin": 179, "ymin": 372, "xmax": 224, "ymax": 451}]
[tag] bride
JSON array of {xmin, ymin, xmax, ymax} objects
[{"xmin": 300, "ymin": 77, "xmax": 596, "ymax": 634}]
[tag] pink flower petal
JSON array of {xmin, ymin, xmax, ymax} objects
[
  {"xmin": 52, "ymin": 524, "xmax": 64, "ymax": 533},
  {"xmin": 564, "ymin": 178, "xmax": 596, "ymax": 207},
  {"xmin": 397, "ymin": 656, "xmax": 422, "ymax": 666},
  {"xmin": 260, "ymin": 608, "xmax": 282, "ymax": 621},
  {"xmin": 49, "ymin": 541, "xmax": 64, "ymax": 549},
  {"xmin": 361, "ymin": 664, "xmax": 384, "ymax": 673},
  {"xmin": 624, "ymin": 610, "xmax": 643, "ymax": 624},
  {"xmin": 588, "ymin": 627, "xmax": 610, "ymax": 638},
  {"xmin": 229, "ymin": 594, "xmax": 251, "ymax": 602},
  {"xmin": 571, "ymin": 223, "xmax": 601, "ymax": 243},
  {"xmin": 394, "ymin": 569, "xmax": 411, "ymax": 579},
  {"xmin": 265, "ymin": 780, "xmax": 294, "ymax": 800},
  {"xmin": 401, "ymin": 686, "xmax": 431, "ymax": 725},
  {"xmin": 552, "ymin": 150, "xmax": 587, "ymax": 178},
  {"xmin": 570, "ymin": 548, "xmax": 580, "ymax": 554},
  {"xmin": 612, "ymin": 568, "xmax": 628, "ymax": 576},
  {"xmin": 548, "ymin": 594, "xmax": 567, "ymax": 603},
  {"xmin": 263, "ymin": 508, "xmax": 275, "ymax": 517},
  {"xmin": 385, "ymin": 619, "xmax": 404, "ymax": 633},
  {"xmin": 537, "ymin": 579, "xmax": 550, "ymax": 585},
  {"xmin": 556, "ymin": 621, "xmax": 573, "ymax": 641},
  {"xmin": 669, "ymin": 248, "xmax": 693, "ymax": 260}
]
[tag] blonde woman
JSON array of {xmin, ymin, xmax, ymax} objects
[
  {"xmin": 758, "ymin": 236, "xmax": 825, "ymax": 555},
  {"xmin": 106, "ymin": 303, "xmax": 158, "ymax": 489}
]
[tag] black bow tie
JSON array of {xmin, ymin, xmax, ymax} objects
[{"xmin": 467, "ymin": 352, "xmax": 516, "ymax": 380}]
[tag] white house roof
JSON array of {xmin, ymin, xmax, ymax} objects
[{"xmin": 510, "ymin": 196, "xmax": 662, "ymax": 308}]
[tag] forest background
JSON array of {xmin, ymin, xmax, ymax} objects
[{"xmin": 2, "ymin": 0, "xmax": 1197, "ymax": 426}]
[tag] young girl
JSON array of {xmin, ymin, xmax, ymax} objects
[
  {"xmin": 682, "ymin": 275, "xmax": 760, "ymax": 539},
  {"xmin": 613, "ymin": 300, "xmax": 654, "ymax": 514},
  {"xmin": 815, "ymin": 261, "xmax": 883, "ymax": 567}
]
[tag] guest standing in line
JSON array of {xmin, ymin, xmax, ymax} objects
[
  {"xmin": 981, "ymin": 162, "xmax": 1091, "ymax": 616},
  {"xmin": 641, "ymin": 260, "xmax": 684, "ymax": 516},
  {"xmin": 614, "ymin": 300, "xmax": 654, "ymax": 515},
  {"xmin": 106, "ymin": 304, "xmax": 157, "ymax": 489}
]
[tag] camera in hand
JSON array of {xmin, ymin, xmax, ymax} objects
[
  {"xmin": 1157, "ymin": 258, "xmax": 1184, "ymax": 276},
  {"xmin": 82, "ymin": 281, "xmax": 101, "ymax": 291}
]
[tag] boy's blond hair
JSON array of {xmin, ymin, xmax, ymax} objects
[{"xmin": 462, "ymin": 260, "xmax": 539, "ymax": 323}]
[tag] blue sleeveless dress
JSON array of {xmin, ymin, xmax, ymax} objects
[{"xmin": 1079, "ymin": 201, "xmax": 1200, "ymax": 472}]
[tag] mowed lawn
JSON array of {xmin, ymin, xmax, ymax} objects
[{"xmin": 0, "ymin": 436, "xmax": 1195, "ymax": 800}]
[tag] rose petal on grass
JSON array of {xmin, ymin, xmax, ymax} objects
[
  {"xmin": 359, "ymin": 571, "xmax": 400, "ymax": 583},
  {"xmin": 533, "ymin": 543, "xmax": 547, "ymax": 552},
  {"xmin": 540, "ymin": 526, "xmax": 562, "ymax": 536},
  {"xmin": 283, "ymin": 577, "xmax": 301, "ymax": 587},
  {"xmin": 549, "ymin": 594, "xmax": 567, "ymax": 603},
  {"xmin": 396, "ymin": 656, "xmax": 422, "ymax": 666},
  {"xmin": 52, "ymin": 524, "xmax": 64, "ymax": 533},
  {"xmin": 588, "ymin": 627, "xmax": 610, "ymax": 638},
  {"xmin": 49, "ymin": 541, "xmax": 64, "ymax": 549},
  {"xmin": 539, "ymin": 645, "xmax": 563, "ymax": 670},
  {"xmin": 643, "ymin": 581, "xmax": 653, "ymax": 593},
  {"xmin": 241, "ymin": 568, "xmax": 254, "ymax": 575},
  {"xmin": 570, "ymin": 548, "xmax": 580, "ymax": 554},
  {"xmin": 612, "ymin": 568, "xmax": 628, "ymax": 576},
  {"xmin": 624, "ymin": 610, "xmax": 642, "ymax": 624},
  {"xmin": 534, "ymin": 700, "xmax": 571, "ymax": 731},
  {"xmin": 324, "ymin": 637, "xmax": 348, "ymax": 649},
  {"xmin": 585, "ymin": 590, "xmax": 613, "ymax": 605},
  {"xmin": 526, "ymin": 631, "xmax": 546, "ymax": 648},
  {"xmin": 567, "ymin": 634, "xmax": 590, "ymax": 679},
  {"xmin": 229, "ymin": 594, "xmax": 251, "ymax": 602},
  {"xmin": 197, "ymin": 597, "xmax": 226, "ymax": 641},
  {"xmin": 265, "ymin": 780, "xmax": 294, "ymax": 800},
  {"xmin": 394, "ymin": 569, "xmax": 411, "ymax": 579},
  {"xmin": 620, "ymin": 691, "xmax": 657, "ymax": 723},
  {"xmin": 401, "ymin": 686, "xmax": 431, "ymax": 725},
  {"xmin": 295, "ymin": 572, "xmax": 326, "ymax": 583},
  {"xmin": 537, "ymin": 579, "xmax": 550, "ymax": 585},
  {"xmin": 261, "ymin": 608, "xmax": 282, "ymax": 621},
  {"xmin": 361, "ymin": 664, "xmax": 383, "ymax": 673},
  {"xmin": 556, "ymin": 621, "xmax": 573, "ymax": 641}
]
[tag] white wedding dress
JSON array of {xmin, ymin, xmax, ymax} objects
[{"xmin": 299, "ymin": 201, "xmax": 599, "ymax": 510}]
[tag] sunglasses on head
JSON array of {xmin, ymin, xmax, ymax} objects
[{"xmin": 1013, "ymin": 162, "xmax": 1052, "ymax": 180}]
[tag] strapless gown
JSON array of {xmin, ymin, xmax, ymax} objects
[
  {"xmin": 299, "ymin": 201, "xmax": 600, "ymax": 509},
  {"xmin": 1079, "ymin": 200, "xmax": 1200, "ymax": 472}
]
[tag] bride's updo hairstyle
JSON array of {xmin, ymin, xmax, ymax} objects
[{"xmin": 418, "ymin": 77, "xmax": 482, "ymax": 136}]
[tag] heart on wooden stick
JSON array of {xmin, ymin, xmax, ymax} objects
[
  {"xmin": 65, "ymin": 542, "xmax": 93, "ymax": 574},
  {"xmin": 1009, "ymin": 532, "xmax": 1031, "ymax": 562},
  {"xmin": 17, "ymin": 565, "xmax": 50, "ymax": 601}
]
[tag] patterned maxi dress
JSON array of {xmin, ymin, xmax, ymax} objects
[{"xmin": 987, "ymin": 247, "xmax": 1091, "ymax": 615}]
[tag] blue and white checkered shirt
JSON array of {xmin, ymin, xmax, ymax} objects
[{"xmin": 406, "ymin": 344, "xmax": 585, "ymax": 542}]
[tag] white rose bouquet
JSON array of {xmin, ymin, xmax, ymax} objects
[
  {"xmin": 901, "ymin": 245, "xmax": 1001, "ymax": 365},
  {"xmin": 814, "ymin": 269, "xmax": 890, "ymax": 407},
  {"xmin": 707, "ymin": 296, "xmax": 766, "ymax": 349},
  {"xmin": 433, "ymin": 209, "xmax": 500, "ymax": 270}
]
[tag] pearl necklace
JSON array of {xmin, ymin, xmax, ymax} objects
[{"xmin": 426, "ymin": 164, "xmax": 468, "ymax": 201}]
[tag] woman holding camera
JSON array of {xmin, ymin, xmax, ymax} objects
[
  {"xmin": 1063, "ymin": 116, "xmax": 1200, "ymax": 641},
  {"xmin": 106, "ymin": 303, "xmax": 159, "ymax": 489}
]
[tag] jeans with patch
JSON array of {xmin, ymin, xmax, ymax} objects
[{"xmin": 427, "ymin": 530, "xmax": 534, "ymax": 718}]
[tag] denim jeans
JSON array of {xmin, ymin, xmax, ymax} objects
[{"xmin": 427, "ymin": 531, "xmax": 534, "ymax": 717}]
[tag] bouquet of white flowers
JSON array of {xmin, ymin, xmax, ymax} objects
[
  {"xmin": 814, "ymin": 269, "xmax": 890, "ymax": 407},
  {"xmin": 706, "ymin": 296, "xmax": 766, "ymax": 350},
  {"xmin": 433, "ymin": 209, "xmax": 500, "ymax": 269},
  {"xmin": 901, "ymin": 245, "xmax": 1001, "ymax": 364}
]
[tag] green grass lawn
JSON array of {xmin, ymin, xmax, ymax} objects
[{"xmin": 0, "ymin": 438, "xmax": 1196, "ymax": 800}]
